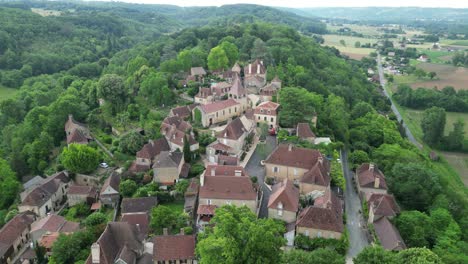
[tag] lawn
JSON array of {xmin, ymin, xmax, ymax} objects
[
  {"xmin": 419, "ymin": 50, "xmax": 453, "ymax": 64},
  {"xmin": 0, "ymin": 86, "xmax": 18, "ymax": 102},
  {"xmin": 161, "ymin": 200, "xmax": 185, "ymax": 213}
]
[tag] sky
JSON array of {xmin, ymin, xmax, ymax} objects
[{"xmin": 110, "ymin": 0, "xmax": 468, "ymax": 8}]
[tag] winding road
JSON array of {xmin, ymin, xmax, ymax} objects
[{"xmin": 376, "ymin": 54, "xmax": 422, "ymax": 149}]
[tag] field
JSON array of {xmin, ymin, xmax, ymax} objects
[
  {"xmin": 327, "ymin": 23, "xmax": 382, "ymax": 36},
  {"xmin": 420, "ymin": 50, "xmax": 454, "ymax": 64},
  {"xmin": 0, "ymin": 86, "xmax": 18, "ymax": 102},
  {"xmin": 394, "ymin": 62, "xmax": 468, "ymax": 90},
  {"xmin": 441, "ymin": 152, "xmax": 468, "ymax": 186},
  {"xmin": 322, "ymin": 34, "xmax": 376, "ymax": 59},
  {"xmin": 440, "ymin": 39, "xmax": 468, "ymax": 47}
]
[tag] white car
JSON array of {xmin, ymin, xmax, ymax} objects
[{"xmin": 100, "ymin": 162, "xmax": 109, "ymax": 168}]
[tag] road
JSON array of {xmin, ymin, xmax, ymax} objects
[
  {"xmin": 376, "ymin": 54, "xmax": 421, "ymax": 149},
  {"xmin": 341, "ymin": 149, "xmax": 369, "ymax": 260},
  {"xmin": 245, "ymin": 135, "xmax": 277, "ymax": 218}
]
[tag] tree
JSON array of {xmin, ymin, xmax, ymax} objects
[
  {"xmin": 196, "ymin": 205, "xmax": 285, "ymax": 264},
  {"xmin": 445, "ymin": 119, "xmax": 465, "ymax": 151},
  {"xmin": 219, "ymin": 41, "xmax": 239, "ymax": 66},
  {"xmin": 97, "ymin": 74, "xmax": 127, "ymax": 114},
  {"xmin": 175, "ymin": 179, "xmax": 189, "ymax": 195},
  {"xmin": 351, "ymin": 102, "xmax": 376, "ymax": 120},
  {"xmin": 339, "ymin": 39, "xmax": 346, "ymax": 46},
  {"xmin": 389, "ymin": 163, "xmax": 441, "ymax": 211},
  {"xmin": 207, "ymin": 46, "xmax": 229, "ymax": 71},
  {"xmin": 414, "ymin": 68, "xmax": 426, "ymax": 79},
  {"xmin": 140, "ymin": 72, "xmax": 175, "ymax": 106},
  {"xmin": 421, "ymin": 107, "xmax": 446, "ymax": 146},
  {"xmin": 84, "ymin": 212, "xmax": 107, "ymax": 227},
  {"xmin": 282, "ymin": 249, "xmax": 345, "ymax": 264},
  {"xmin": 354, "ymin": 41, "xmax": 361, "ymax": 48},
  {"xmin": 118, "ymin": 131, "xmax": 145, "ymax": 155},
  {"xmin": 50, "ymin": 231, "xmax": 94, "ymax": 264},
  {"xmin": 349, "ymin": 150, "xmax": 370, "ymax": 169},
  {"xmin": 429, "ymin": 72, "xmax": 437, "ymax": 79},
  {"xmin": 60, "ymin": 144, "xmax": 101, "ymax": 174},
  {"xmin": 279, "ymin": 87, "xmax": 323, "ymax": 127},
  {"xmin": 150, "ymin": 205, "xmax": 177, "ymax": 234},
  {"xmin": 120, "ymin": 179, "xmax": 138, "ymax": 197},
  {"xmin": 396, "ymin": 211, "xmax": 432, "ymax": 248},
  {"xmin": 35, "ymin": 242, "xmax": 47, "ymax": 264},
  {"xmin": 251, "ymin": 38, "xmax": 269, "ymax": 62},
  {"xmin": 354, "ymin": 245, "xmax": 395, "ymax": 264},
  {"xmin": 0, "ymin": 158, "xmax": 20, "ymax": 210},
  {"xmin": 183, "ymin": 134, "xmax": 191, "ymax": 163},
  {"xmin": 395, "ymin": 248, "xmax": 443, "ymax": 264},
  {"xmin": 127, "ymin": 56, "xmax": 148, "ymax": 76}
]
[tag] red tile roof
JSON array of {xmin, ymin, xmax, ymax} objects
[
  {"xmin": 357, "ymin": 163, "xmax": 388, "ymax": 190},
  {"xmin": 197, "ymin": 205, "xmax": 217, "ymax": 215},
  {"xmin": 199, "ymin": 99, "xmax": 239, "ymax": 114},
  {"xmin": 297, "ymin": 123, "xmax": 316, "ymax": 139},
  {"xmin": 268, "ymin": 179, "xmax": 300, "ymax": 212},
  {"xmin": 254, "ymin": 101, "xmax": 280, "ymax": 116},
  {"xmin": 128, "ymin": 162, "xmax": 151, "ymax": 173},
  {"xmin": 100, "ymin": 172, "xmax": 120, "ymax": 195},
  {"xmin": 217, "ymin": 155, "xmax": 238, "ymax": 166},
  {"xmin": 161, "ymin": 116, "xmax": 192, "ymax": 133},
  {"xmin": 31, "ymin": 214, "xmax": 79, "ymax": 234},
  {"xmin": 0, "ymin": 212, "xmax": 35, "ymax": 256},
  {"xmin": 170, "ymin": 105, "xmax": 196, "ymax": 119},
  {"xmin": 297, "ymin": 192, "xmax": 343, "ymax": 233},
  {"xmin": 265, "ymin": 144, "xmax": 324, "ymax": 170},
  {"xmin": 208, "ymin": 142, "xmax": 232, "ymax": 152},
  {"xmin": 68, "ymin": 185, "xmax": 97, "ymax": 197},
  {"xmin": 67, "ymin": 129, "xmax": 89, "ymax": 144},
  {"xmin": 196, "ymin": 88, "xmax": 213, "ymax": 98},
  {"xmin": 229, "ymin": 76, "xmax": 245, "ymax": 97},
  {"xmin": 39, "ymin": 232, "xmax": 59, "ymax": 249},
  {"xmin": 301, "ymin": 161, "xmax": 330, "ymax": 187},
  {"xmin": 153, "ymin": 235, "xmax": 196, "ymax": 261},
  {"xmin": 190, "ymin": 67, "xmax": 206, "ymax": 76},
  {"xmin": 373, "ymin": 217, "xmax": 406, "ymax": 251},
  {"xmin": 204, "ymin": 165, "xmax": 247, "ymax": 177},
  {"xmin": 121, "ymin": 214, "xmax": 150, "ymax": 237},
  {"xmin": 136, "ymin": 138, "xmax": 170, "ymax": 160},
  {"xmin": 367, "ymin": 193, "xmax": 400, "ymax": 218},
  {"xmin": 21, "ymin": 171, "xmax": 69, "ymax": 207},
  {"xmin": 200, "ymin": 171, "xmax": 257, "ymax": 201},
  {"xmin": 121, "ymin": 197, "xmax": 158, "ymax": 215}
]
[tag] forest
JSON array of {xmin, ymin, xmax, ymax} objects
[{"xmin": 0, "ymin": 1, "xmax": 467, "ymax": 263}]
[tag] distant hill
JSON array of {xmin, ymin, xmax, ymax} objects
[{"xmin": 283, "ymin": 7, "xmax": 468, "ymax": 23}]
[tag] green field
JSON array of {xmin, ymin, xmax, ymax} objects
[
  {"xmin": 322, "ymin": 34, "xmax": 376, "ymax": 59},
  {"xmin": 327, "ymin": 23, "xmax": 382, "ymax": 36},
  {"xmin": 420, "ymin": 50, "xmax": 453, "ymax": 64},
  {"xmin": 0, "ymin": 86, "xmax": 18, "ymax": 102},
  {"xmin": 440, "ymin": 39, "xmax": 468, "ymax": 47}
]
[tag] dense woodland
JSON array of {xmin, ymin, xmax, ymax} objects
[{"xmin": 0, "ymin": 2, "xmax": 467, "ymax": 263}]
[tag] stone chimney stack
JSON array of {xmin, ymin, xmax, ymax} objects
[
  {"xmin": 374, "ymin": 177, "xmax": 380, "ymax": 189},
  {"xmin": 257, "ymin": 64, "xmax": 260, "ymax": 74},
  {"xmin": 369, "ymin": 163, "xmax": 375, "ymax": 172},
  {"xmin": 91, "ymin": 243, "xmax": 100, "ymax": 264},
  {"xmin": 249, "ymin": 64, "xmax": 252, "ymax": 74}
]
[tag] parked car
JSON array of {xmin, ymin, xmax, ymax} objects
[{"xmin": 100, "ymin": 162, "xmax": 109, "ymax": 168}]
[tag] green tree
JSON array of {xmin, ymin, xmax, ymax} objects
[
  {"xmin": 97, "ymin": 74, "xmax": 127, "ymax": 114},
  {"xmin": 207, "ymin": 46, "xmax": 229, "ymax": 71},
  {"xmin": 351, "ymin": 102, "xmax": 376, "ymax": 120},
  {"xmin": 140, "ymin": 72, "xmax": 175, "ymax": 107},
  {"xmin": 414, "ymin": 68, "xmax": 427, "ymax": 79},
  {"xmin": 421, "ymin": 107, "xmax": 446, "ymax": 146},
  {"xmin": 219, "ymin": 41, "xmax": 239, "ymax": 66},
  {"xmin": 127, "ymin": 56, "xmax": 148, "ymax": 76},
  {"xmin": 322, "ymin": 94, "xmax": 349, "ymax": 142},
  {"xmin": 0, "ymin": 158, "xmax": 20, "ymax": 210},
  {"xmin": 84, "ymin": 212, "xmax": 107, "ymax": 227},
  {"xmin": 389, "ymin": 163, "xmax": 441, "ymax": 211},
  {"xmin": 340, "ymin": 39, "xmax": 346, "ymax": 46},
  {"xmin": 183, "ymin": 134, "xmax": 191, "ymax": 163},
  {"xmin": 34, "ymin": 241, "xmax": 47, "ymax": 264},
  {"xmin": 278, "ymin": 87, "xmax": 323, "ymax": 127},
  {"xmin": 120, "ymin": 179, "xmax": 138, "ymax": 197},
  {"xmin": 150, "ymin": 205, "xmax": 177, "ymax": 234},
  {"xmin": 396, "ymin": 248, "xmax": 443, "ymax": 264},
  {"xmin": 118, "ymin": 131, "xmax": 145, "ymax": 155},
  {"xmin": 348, "ymin": 150, "xmax": 370, "ymax": 170},
  {"xmin": 282, "ymin": 249, "xmax": 345, "ymax": 264},
  {"xmin": 354, "ymin": 41, "xmax": 361, "ymax": 48},
  {"xmin": 396, "ymin": 211, "xmax": 432, "ymax": 248},
  {"xmin": 60, "ymin": 144, "xmax": 101, "ymax": 174},
  {"xmin": 445, "ymin": 119, "xmax": 465, "ymax": 151},
  {"xmin": 50, "ymin": 231, "xmax": 94, "ymax": 264},
  {"xmin": 251, "ymin": 38, "xmax": 269, "ymax": 61},
  {"xmin": 196, "ymin": 205, "xmax": 285, "ymax": 264},
  {"xmin": 354, "ymin": 245, "xmax": 395, "ymax": 264},
  {"xmin": 429, "ymin": 72, "xmax": 437, "ymax": 79}
]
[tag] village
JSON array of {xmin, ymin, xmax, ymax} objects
[{"xmin": 0, "ymin": 59, "xmax": 405, "ymax": 264}]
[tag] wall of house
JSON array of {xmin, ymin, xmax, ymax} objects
[
  {"xmin": 136, "ymin": 158, "xmax": 152, "ymax": 166},
  {"xmin": 268, "ymin": 208, "xmax": 297, "ymax": 223},
  {"xmin": 217, "ymin": 134, "xmax": 246, "ymax": 156},
  {"xmin": 284, "ymin": 229, "xmax": 295, "ymax": 247},
  {"xmin": 299, "ymin": 183, "xmax": 328, "ymax": 195},
  {"xmin": 100, "ymin": 194, "xmax": 119, "ymax": 206},
  {"xmin": 195, "ymin": 95, "xmax": 213, "ymax": 105},
  {"xmin": 296, "ymin": 226, "xmax": 342, "ymax": 240},
  {"xmin": 154, "ymin": 167, "xmax": 180, "ymax": 185},
  {"xmin": 19, "ymin": 199, "xmax": 53, "ymax": 218},
  {"xmin": 198, "ymin": 105, "xmax": 241, "ymax": 127},
  {"xmin": 254, "ymin": 113, "xmax": 277, "ymax": 128},
  {"xmin": 154, "ymin": 259, "xmax": 195, "ymax": 264},
  {"xmin": 199, "ymin": 198, "xmax": 257, "ymax": 214},
  {"xmin": 265, "ymin": 163, "xmax": 308, "ymax": 181},
  {"xmin": 68, "ymin": 194, "xmax": 88, "ymax": 207},
  {"xmin": 74, "ymin": 174, "xmax": 100, "ymax": 187},
  {"xmin": 359, "ymin": 186, "xmax": 387, "ymax": 197}
]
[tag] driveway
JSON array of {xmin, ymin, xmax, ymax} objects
[
  {"xmin": 341, "ymin": 149, "xmax": 369, "ymax": 259},
  {"xmin": 245, "ymin": 135, "xmax": 277, "ymax": 218}
]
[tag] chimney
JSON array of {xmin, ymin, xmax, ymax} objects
[
  {"xmin": 260, "ymin": 60, "xmax": 263, "ymax": 65},
  {"xmin": 234, "ymin": 170, "xmax": 241, "ymax": 177},
  {"xmin": 136, "ymin": 224, "xmax": 141, "ymax": 234},
  {"xmin": 163, "ymin": 228, "xmax": 168, "ymax": 236},
  {"xmin": 248, "ymin": 64, "xmax": 252, "ymax": 74},
  {"xmin": 180, "ymin": 228, "xmax": 185, "ymax": 235},
  {"xmin": 288, "ymin": 144, "xmax": 293, "ymax": 151},
  {"xmin": 68, "ymin": 114, "xmax": 73, "ymax": 122},
  {"xmin": 149, "ymin": 139, "xmax": 154, "ymax": 146},
  {"xmin": 369, "ymin": 163, "xmax": 375, "ymax": 172},
  {"xmin": 257, "ymin": 64, "xmax": 260, "ymax": 74},
  {"xmin": 200, "ymin": 173, "xmax": 205, "ymax": 187},
  {"xmin": 211, "ymin": 168, "xmax": 216, "ymax": 176},
  {"xmin": 91, "ymin": 243, "xmax": 100, "ymax": 264},
  {"xmin": 318, "ymin": 156, "xmax": 323, "ymax": 165},
  {"xmin": 374, "ymin": 177, "xmax": 380, "ymax": 189}
]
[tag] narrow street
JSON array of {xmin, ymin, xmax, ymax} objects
[
  {"xmin": 341, "ymin": 149, "xmax": 369, "ymax": 261},
  {"xmin": 245, "ymin": 135, "xmax": 277, "ymax": 218},
  {"xmin": 376, "ymin": 54, "xmax": 422, "ymax": 149}
]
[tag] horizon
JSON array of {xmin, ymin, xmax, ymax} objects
[{"xmin": 92, "ymin": 0, "xmax": 468, "ymax": 9}]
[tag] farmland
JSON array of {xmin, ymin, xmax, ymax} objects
[
  {"xmin": 0, "ymin": 86, "xmax": 18, "ymax": 102},
  {"xmin": 322, "ymin": 34, "xmax": 376, "ymax": 59}
]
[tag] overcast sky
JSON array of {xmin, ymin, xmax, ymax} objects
[{"xmin": 111, "ymin": 0, "xmax": 468, "ymax": 8}]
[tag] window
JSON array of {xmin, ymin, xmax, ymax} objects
[
  {"xmin": 273, "ymin": 167, "xmax": 279, "ymax": 173},
  {"xmin": 258, "ymin": 116, "xmax": 261, "ymax": 120},
  {"xmin": 208, "ymin": 199, "xmax": 212, "ymax": 205},
  {"xmin": 264, "ymin": 117, "xmax": 267, "ymax": 121},
  {"xmin": 305, "ymin": 230, "xmax": 309, "ymax": 236},
  {"xmin": 271, "ymin": 117, "xmax": 274, "ymax": 122},
  {"xmin": 293, "ymin": 168, "xmax": 298, "ymax": 176},
  {"xmin": 229, "ymin": 108, "xmax": 231, "ymax": 114},
  {"xmin": 261, "ymin": 109, "xmax": 264, "ymax": 113},
  {"xmin": 223, "ymin": 110, "xmax": 225, "ymax": 116},
  {"xmin": 317, "ymin": 232, "xmax": 322, "ymax": 238}
]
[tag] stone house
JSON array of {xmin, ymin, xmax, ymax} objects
[
  {"xmin": 365, "ymin": 193, "xmax": 400, "ymax": 223},
  {"xmin": 264, "ymin": 145, "xmax": 330, "ymax": 195},
  {"xmin": 30, "ymin": 214, "xmax": 79, "ymax": 242},
  {"xmin": 211, "ymin": 82, "xmax": 232, "ymax": 100},
  {"xmin": 169, "ymin": 104, "xmax": 197, "ymax": 120},
  {"xmin": 18, "ymin": 171, "xmax": 70, "ymax": 218},
  {"xmin": 64, "ymin": 114, "xmax": 93, "ymax": 145},
  {"xmin": 216, "ymin": 117, "xmax": 252, "ymax": 156},
  {"xmin": 99, "ymin": 172, "xmax": 120, "ymax": 207},
  {"xmin": 0, "ymin": 212, "xmax": 36, "ymax": 264},
  {"xmin": 121, "ymin": 197, "xmax": 158, "ymax": 216},
  {"xmin": 161, "ymin": 116, "xmax": 199, "ymax": 152},
  {"xmin": 296, "ymin": 192, "xmax": 344, "ymax": 239},
  {"xmin": 254, "ymin": 101, "xmax": 280, "ymax": 129},
  {"xmin": 228, "ymin": 76, "xmax": 249, "ymax": 112},
  {"xmin": 192, "ymin": 98, "xmax": 241, "ymax": 127},
  {"xmin": 268, "ymin": 179, "xmax": 300, "ymax": 223},
  {"xmin": 296, "ymin": 123, "xmax": 316, "ymax": 143},
  {"xmin": 198, "ymin": 165, "xmax": 259, "ymax": 225},
  {"xmin": 67, "ymin": 185, "xmax": 98, "ymax": 206},
  {"xmin": 129, "ymin": 138, "xmax": 171, "ymax": 173},
  {"xmin": 153, "ymin": 229, "xmax": 196, "ymax": 264},
  {"xmin": 373, "ymin": 217, "xmax": 406, "ymax": 251},
  {"xmin": 356, "ymin": 163, "xmax": 388, "ymax": 196},
  {"xmin": 243, "ymin": 59, "xmax": 266, "ymax": 88},
  {"xmin": 152, "ymin": 151, "xmax": 187, "ymax": 185},
  {"xmin": 190, "ymin": 67, "xmax": 206, "ymax": 82},
  {"xmin": 194, "ymin": 88, "xmax": 214, "ymax": 105}
]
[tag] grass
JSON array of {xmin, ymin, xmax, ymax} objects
[
  {"xmin": 419, "ymin": 50, "xmax": 453, "ymax": 64},
  {"xmin": 440, "ymin": 39, "xmax": 468, "ymax": 47},
  {"xmin": 0, "ymin": 86, "xmax": 18, "ymax": 102},
  {"xmin": 326, "ymin": 24, "xmax": 382, "ymax": 36},
  {"xmin": 161, "ymin": 200, "xmax": 184, "ymax": 213},
  {"xmin": 323, "ymin": 34, "xmax": 378, "ymax": 47}
]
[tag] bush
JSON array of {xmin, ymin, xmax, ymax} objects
[
  {"xmin": 295, "ymin": 234, "xmax": 348, "ymax": 256},
  {"xmin": 265, "ymin": 177, "xmax": 275, "ymax": 185},
  {"xmin": 189, "ymin": 163, "xmax": 205, "ymax": 178},
  {"xmin": 60, "ymin": 144, "xmax": 101, "ymax": 174}
]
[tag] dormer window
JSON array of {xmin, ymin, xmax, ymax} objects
[{"xmin": 277, "ymin": 202, "xmax": 283, "ymax": 216}]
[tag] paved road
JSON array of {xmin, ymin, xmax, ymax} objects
[
  {"xmin": 341, "ymin": 149, "xmax": 369, "ymax": 259},
  {"xmin": 376, "ymin": 54, "xmax": 421, "ymax": 149},
  {"xmin": 245, "ymin": 135, "xmax": 277, "ymax": 218}
]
